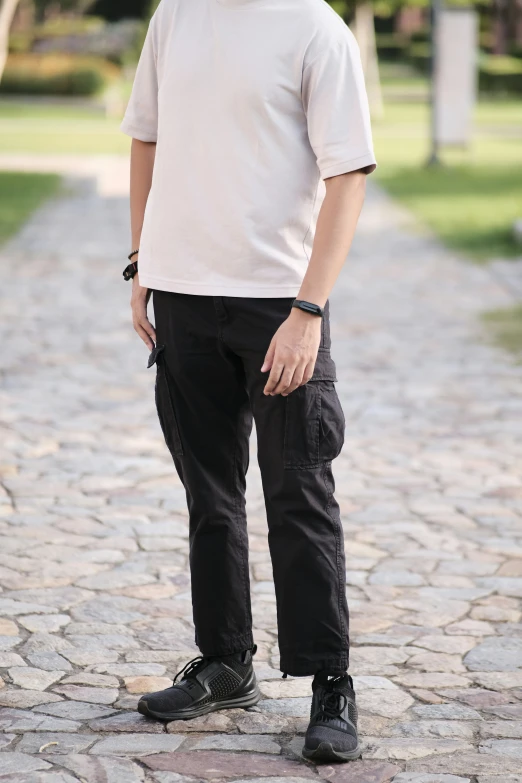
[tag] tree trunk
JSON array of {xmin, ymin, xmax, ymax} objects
[
  {"xmin": 353, "ymin": 3, "xmax": 383, "ymax": 119},
  {"xmin": 492, "ymin": 0, "xmax": 509, "ymax": 54},
  {"xmin": 0, "ymin": 0, "xmax": 21, "ymax": 80}
]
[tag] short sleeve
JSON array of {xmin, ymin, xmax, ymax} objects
[
  {"xmin": 121, "ymin": 21, "xmax": 158, "ymax": 142},
  {"xmin": 302, "ymin": 28, "xmax": 376, "ymax": 179}
]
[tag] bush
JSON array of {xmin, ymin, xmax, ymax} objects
[
  {"xmin": 376, "ymin": 33, "xmax": 410, "ymax": 62},
  {"xmin": 479, "ymin": 55, "xmax": 522, "ymax": 95},
  {"xmin": 0, "ymin": 54, "xmax": 120, "ymax": 97},
  {"xmin": 407, "ymin": 41, "xmax": 432, "ymax": 74}
]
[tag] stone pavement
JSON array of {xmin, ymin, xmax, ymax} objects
[{"xmin": 1, "ymin": 156, "xmax": 522, "ymax": 783}]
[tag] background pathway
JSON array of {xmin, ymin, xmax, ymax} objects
[{"xmin": 0, "ymin": 158, "xmax": 521, "ymax": 783}]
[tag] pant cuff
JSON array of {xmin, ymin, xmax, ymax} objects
[
  {"xmin": 197, "ymin": 631, "xmax": 255, "ymax": 658},
  {"xmin": 279, "ymin": 655, "xmax": 349, "ymax": 678}
]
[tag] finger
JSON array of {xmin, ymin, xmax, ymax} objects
[
  {"xmin": 134, "ymin": 322, "xmax": 154, "ymax": 350},
  {"xmin": 141, "ymin": 317, "xmax": 156, "ymax": 344},
  {"xmin": 300, "ymin": 360, "xmax": 316, "ymax": 386},
  {"xmin": 282, "ymin": 363, "xmax": 306, "ymax": 396},
  {"xmin": 272, "ymin": 366, "xmax": 296, "ymax": 396},
  {"xmin": 261, "ymin": 337, "xmax": 276, "ymax": 373},
  {"xmin": 264, "ymin": 362, "xmax": 284, "ymax": 395}
]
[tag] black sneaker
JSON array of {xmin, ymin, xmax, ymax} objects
[
  {"xmin": 137, "ymin": 645, "xmax": 260, "ymax": 721},
  {"xmin": 303, "ymin": 672, "xmax": 361, "ymax": 762}
]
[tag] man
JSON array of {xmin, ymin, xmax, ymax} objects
[{"xmin": 121, "ymin": 0, "xmax": 376, "ymax": 763}]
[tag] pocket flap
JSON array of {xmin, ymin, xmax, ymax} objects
[
  {"xmin": 147, "ymin": 344, "xmax": 165, "ymax": 369},
  {"xmin": 311, "ymin": 352, "xmax": 337, "ymax": 382}
]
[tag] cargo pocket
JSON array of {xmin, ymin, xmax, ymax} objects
[
  {"xmin": 148, "ymin": 344, "xmax": 183, "ymax": 458},
  {"xmin": 283, "ymin": 355, "xmax": 345, "ymax": 470}
]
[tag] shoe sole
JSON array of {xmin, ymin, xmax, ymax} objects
[
  {"xmin": 302, "ymin": 741, "xmax": 362, "ymax": 762},
  {"xmin": 137, "ymin": 684, "xmax": 261, "ymax": 722}
]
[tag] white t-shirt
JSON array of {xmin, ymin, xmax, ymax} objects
[{"xmin": 121, "ymin": 0, "xmax": 376, "ymax": 297}]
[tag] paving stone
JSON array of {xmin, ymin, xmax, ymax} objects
[
  {"xmin": 61, "ymin": 672, "xmax": 120, "ymax": 688},
  {"xmin": 188, "ymin": 734, "xmax": 281, "ymax": 753},
  {"xmin": 412, "ymin": 704, "xmax": 482, "ymax": 721},
  {"xmin": 94, "ymin": 663, "xmax": 167, "ymax": 677},
  {"xmin": 483, "ymin": 704, "xmax": 522, "ymax": 719},
  {"xmin": 167, "ymin": 711, "xmax": 236, "ymax": 733},
  {"xmin": 18, "ymin": 614, "xmax": 71, "ymax": 633},
  {"xmin": 391, "ymin": 721, "xmax": 475, "ymax": 740},
  {"xmin": 0, "ymin": 652, "xmax": 26, "ymax": 667},
  {"xmin": 16, "ymin": 731, "xmax": 99, "ymax": 753},
  {"xmin": 27, "ymin": 653, "xmax": 73, "ymax": 672},
  {"xmin": 0, "ymin": 753, "xmax": 52, "ymax": 774},
  {"xmin": 150, "ymin": 774, "xmax": 205, "ymax": 783},
  {"xmin": 316, "ymin": 761, "xmax": 401, "ymax": 782},
  {"xmin": 412, "ymin": 636, "xmax": 476, "ymax": 655},
  {"xmin": 51, "ymin": 685, "xmax": 119, "ymax": 704},
  {"xmin": 0, "ymin": 619, "xmax": 19, "ymax": 636},
  {"xmin": 480, "ymin": 739, "xmax": 522, "ymax": 759},
  {"xmin": 253, "ymin": 698, "xmax": 310, "ymax": 717},
  {"xmin": 480, "ymin": 720, "xmax": 522, "ymax": 739},
  {"xmin": 392, "ymin": 673, "xmax": 470, "ymax": 689},
  {"xmin": 436, "ymin": 689, "xmax": 515, "ymax": 710},
  {"xmin": 464, "ymin": 638, "xmax": 522, "ymax": 672},
  {"xmin": 258, "ymin": 679, "xmax": 312, "ymax": 699},
  {"xmin": 8, "ymin": 666, "xmax": 65, "ymax": 691},
  {"xmin": 90, "ymin": 734, "xmax": 186, "ymax": 756},
  {"xmin": 0, "ymin": 637, "xmax": 22, "ymax": 651},
  {"xmin": 363, "ymin": 737, "xmax": 472, "ymax": 760},
  {"xmin": 0, "ymin": 773, "xmax": 78, "ymax": 783},
  {"xmin": 391, "ymin": 776, "xmax": 470, "ymax": 783},
  {"xmin": 125, "ymin": 676, "xmax": 173, "ymax": 694},
  {"xmin": 406, "ymin": 752, "xmax": 522, "ymax": 774},
  {"xmin": 89, "ymin": 710, "xmax": 166, "ymax": 733},
  {"xmin": 0, "ymin": 707, "xmax": 80, "ymax": 732},
  {"xmin": 0, "ymin": 688, "xmax": 63, "ymax": 708},
  {"xmin": 33, "ymin": 701, "xmax": 119, "ymax": 720},
  {"xmin": 471, "ymin": 672, "xmax": 522, "ymax": 691},
  {"xmin": 407, "ymin": 652, "xmax": 466, "ymax": 674},
  {"xmin": 358, "ymin": 688, "xmax": 415, "ymax": 718},
  {"xmin": 477, "ymin": 578, "xmax": 522, "ymax": 598},
  {"xmin": 142, "ymin": 751, "xmax": 317, "ymax": 778},
  {"xmin": 0, "ymin": 732, "xmax": 15, "ymax": 749},
  {"xmin": 58, "ymin": 753, "xmax": 145, "ymax": 783},
  {"xmin": 477, "ymin": 778, "xmax": 522, "ymax": 783}
]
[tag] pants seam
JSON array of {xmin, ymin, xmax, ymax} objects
[
  {"xmin": 231, "ymin": 396, "xmax": 252, "ymax": 639},
  {"xmin": 322, "ymin": 462, "xmax": 348, "ymax": 654}
]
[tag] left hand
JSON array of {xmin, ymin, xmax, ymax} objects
[{"xmin": 261, "ymin": 308, "xmax": 322, "ymax": 396}]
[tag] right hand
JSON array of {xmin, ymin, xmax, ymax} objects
[{"xmin": 131, "ymin": 272, "xmax": 156, "ymax": 350}]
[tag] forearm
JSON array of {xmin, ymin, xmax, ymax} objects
[
  {"xmin": 130, "ymin": 138, "xmax": 157, "ymax": 250},
  {"xmin": 297, "ymin": 171, "xmax": 367, "ymax": 307}
]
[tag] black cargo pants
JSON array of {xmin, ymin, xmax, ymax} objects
[{"xmin": 150, "ymin": 291, "xmax": 349, "ymax": 677}]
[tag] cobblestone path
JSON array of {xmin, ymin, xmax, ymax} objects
[{"xmin": 1, "ymin": 157, "xmax": 522, "ymax": 783}]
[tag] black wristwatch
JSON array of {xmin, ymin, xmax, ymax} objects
[
  {"xmin": 292, "ymin": 299, "xmax": 323, "ymax": 317},
  {"xmin": 123, "ymin": 260, "xmax": 138, "ymax": 281}
]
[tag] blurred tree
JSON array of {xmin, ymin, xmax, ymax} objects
[
  {"xmin": 87, "ymin": 0, "xmax": 149, "ymax": 21},
  {"xmin": 0, "ymin": 0, "xmax": 21, "ymax": 78}
]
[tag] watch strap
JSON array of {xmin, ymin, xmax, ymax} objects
[
  {"xmin": 123, "ymin": 261, "xmax": 138, "ymax": 281},
  {"xmin": 292, "ymin": 299, "xmax": 323, "ymax": 317}
]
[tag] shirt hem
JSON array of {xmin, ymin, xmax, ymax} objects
[
  {"xmin": 321, "ymin": 152, "xmax": 377, "ymax": 179},
  {"xmin": 120, "ymin": 119, "xmax": 157, "ymax": 143},
  {"xmin": 138, "ymin": 275, "xmax": 301, "ymax": 298}
]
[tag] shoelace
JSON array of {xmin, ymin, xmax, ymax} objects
[
  {"xmin": 172, "ymin": 655, "xmax": 210, "ymax": 684},
  {"xmin": 314, "ymin": 676, "xmax": 349, "ymax": 721}
]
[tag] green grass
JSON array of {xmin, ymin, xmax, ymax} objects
[
  {"xmin": 373, "ymin": 99, "xmax": 522, "ymax": 261},
  {"xmin": 0, "ymin": 100, "xmax": 130, "ymax": 155},
  {"xmin": 0, "ymin": 171, "xmax": 61, "ymax": 243},
  {"xmin": 483, "ymin": 305, "xmax": 522, "ymax": 355}
]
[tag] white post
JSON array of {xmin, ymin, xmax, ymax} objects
[{"xmin": 434, "ymin": 8, "xmax": 478, "ymax": 148}]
